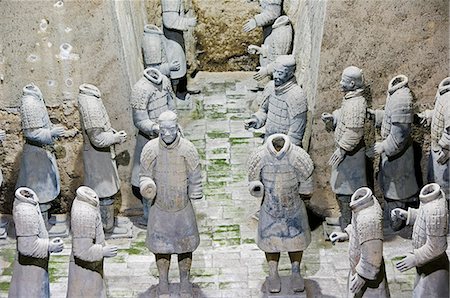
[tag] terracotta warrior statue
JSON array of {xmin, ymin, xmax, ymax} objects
[
  {"xmin": 244, "ymin": 55, "xmax": 308, "ymax": 147},
  {"xmin": 248, "ymin": 133, "xmax": 314, "ymax": 293},
  {"xmin": 370, "ymin": 75, "xmax": 419, "ymax": 231},
  {"xmin": 9, "ymin": 187, "xmax": 64, "ymax": 298},
  {"xmin": 330, "ymin": 187, "xmax": 390, "ymax": 297},
  {"xmin": 321, "ymin": 66, "xmax": 368, "ymax": 232},
  {"xmin": 161, "ymin": 0, "xmax": 197, "ymax": 99},
  {"xmin": 248, "ymin": 15, "xmax": 293, "ymax": 82},
  {"xmin": 67, "ymin": 186, "xmax": 118, "ymax": 298},
  {"xmin": 131, "ymin": 67, "xmax": 176, "ymax": 226},
  {"xmin": 243, "ymin": 0, "xmax": 282, "ymax": 40},
  {"xmin": 418, "ymin": 77, "xmax": 450, "ymax": 200},
  {"xmin": 15, "ymin": 83, "xmax": 66, "ymax": 231},
  {"xmin": 391, "ymin": 183, "xmax": 449, "ymax": 297},
  {"xmin": 78, "ymin": 83, "xmax": 128, "ymax": 235},
  {"xmin": 140, "ymin": 110, "xmax": 202, "ymax": 296}
]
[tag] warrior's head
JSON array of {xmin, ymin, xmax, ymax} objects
[
  {"xmin": 158, "ymin": 110, "xmax": 178, "ymax": 145},
  {"xmin": 340, "ymin": 66, "xmax": 364, "ymax": 92},
  {"xmin": 273, "ymin": 55, "xmax": 296, "ymax": 87}
]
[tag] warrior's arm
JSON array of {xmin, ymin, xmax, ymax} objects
[
  {"xmin": 17, "ymin": 235, "xmax": 49, "ymax": 259},
  {"xmin": 373, "ymin": 109, "xmax": 385, "ymax": 128},
  {"xmin": 86, "ymin": 128, "xmax": 119, "ymax": 148},
  {"xmin": 380, "ymin": 122, "xmax": 411, "ymax": 157},
  {"xmin": 287, "ymin": 111, "xmax": 307, "ymax": 147},
  {"xmin": 414, "ymin": 235, "xmax": 447, "ymax": 267},
  {"xmin": 188, "ymin": 164, "xmax": 203, "ymax": 199},
  {"xmin": 337, "ymin": 128, "xmax": 364, "ymax": 152},
  {"xmin": 147, "ymin": 63, "xmax": 171, "ymax": 77},
  {"xmin": 139, "ymin": 147, "xmax": 157, "ymax": 202},
  {"xmin": 165, "ymin": 80, "xmax": 177, "ymax": 112},
  {"xmin": 406, "ymin": 207, "xmax": 419, "ymax": 226},
  {"xmin": 438, "ymin": 126, "xmax": 450, "ymax": 150},
  {"xmin": 24, "ymin": 128, "xmax": 53, "ymax": 145},
  {"xmin": 251, "ymin": 89, "xmax": 270, "ymax": 129},
  {"xmin": 72, "ymin": 238, "xmax": 104, "ymax": 262},
  {"xmin": 254, "ymin": 3, "xmax": 281, "ymax": 27},
  {"xmin": 132, "ymin": 109, "xmax": 158, "ymax": 136},
  {"xmin": 356, "ymin": 239, "xmax": 383, "ymax": 280},
  {"xmin": 162, "ymin": 11, "xmax": 193, "ymax": 31}
]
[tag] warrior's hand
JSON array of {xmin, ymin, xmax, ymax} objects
[
  {"xmin": 321, "ymin": 112, "xmax": 334, "ymax": 123},
  {"xmin": 366, "ymin": 108, "xmax": 376, "ymax": 120},
  {"xmin": 247, "ymin": 45, "xmax": 261, "ymax": 55},
  {"xmin": 248, "ymin": 180, "xmax": 264, "ymax": 197},
  {"xmin": 391, "ymin": 208, "xmax": 408, "ymax": 221},
  {"xmin": 102, "ymin": 245, "xmax": 118, "ymax": 258},
  {"xmin": 152, "ymin": 123, "xmax": 160, "ymax": 135},
  {"xmin": 437, "ymin": 148, "xmax": 449, "ymax": 164},
  {"xmin": 170, "ymin": 60, "xmax": 181, "ymax": 71},
  {"xmin": 417, "ymin": 110, "xmax": 433, "ymax": 127},
  {"xmin": 329, "ymin": 231, "xmax": 348, "ymax": 244},
  {"xmin": 0, "ymin": 129, "xmax": 5, "ymax": 142},
  {"xmin": 328, "ymin": 148, "xmax": 345, "ymax": 167},
  {"xmin": 254, "ymin": 67, "xmax": 268, "ymax": 81},
  {"xmin": 115, "ymin": 130, "xmax": 127, "ymax": 144},
  {"xmin": 350, "ymin": 273, "xmax": 365, "ymax": 294},
  {"xmin": 49, "ymin": 238, "xmax": 64, "ymax": 253},
  {"xmin": 243, "ymin": 19, "xmax": 257, "ymax": 32},
  {"xmin": 395, "ymin": 253, "xmax": 417, "ymax": 272},
  {"xmin": 140, "ymin": 178, "xmax": 157, "ymax": 202},
  {"xmin": 244, "ymin": 118, "xmax": 258, "ymax": 130},
  {"xmin": 374, "ymin": 141, "xmax": 385, "ymax": 155},
  {"xmin": 51, "ymin": 126, "xmax": 66, "ymax": 138},
  {"xmin": 187, "ymin": 17, "xmax": 197, "ymax": 27}
]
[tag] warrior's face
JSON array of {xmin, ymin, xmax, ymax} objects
[
  {"xmin": 273, "ymin": 66, "xmax": 292, "ymax": 87},
  {"xmin": 339, "ymin": 74, "xmax": 355, "ymax": 92},
  {"xmin": 160, "ymin": 120, "xmax": 178, "ymax": 145}
]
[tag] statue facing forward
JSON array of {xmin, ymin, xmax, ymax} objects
[
  {"xmin": 248, "ymin": 133, "xmax": 313, "ymax": 293},
  {"xmin": 139, "ymin": 110, "xmax": 202, "ymax": 297}
]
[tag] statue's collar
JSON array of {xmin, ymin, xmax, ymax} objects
[
  {"xmin": 159, "ymin": 133, "xmax": 181, "ymax": 150},
  {"xmin": 76, "ymin": 186, "xmax": 99, "ymax": 208},
  {"xmin": 419, "ymin": 183, "xmax": 443, "ymax": 204},
  {"xmin": 275, "ymin": 76, "xmax": 297, "ymax": 95},
  {"xmin": 15, "ymin": 187, "xmax": 39, "ymax": 206},
  {"xmin": 144, "ymin": 67, "xmax": 163, "ymax": 85},
  {"xmin": 344, "ymin": 88, "xmax": 364, "ymax": 100},
  {"xmin": 388, "ymin": 75, "xmax": 408, "ymax": 95},
  {"xmin": 267, "ymin": 133, "xmax": 291, "ymax": 159},
  {"xmin": 350, "ymin": 187, "xmax": 374, "ymax": 212}
]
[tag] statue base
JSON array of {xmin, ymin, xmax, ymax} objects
[
  {"xmin": 105, "ymin": 216, "xmax": 133, "ymax": 239},
  {"xmin": 262, "ymin": 276, "xmax": 307, "ymax": 297},
  {"xmin": 0, "ymin": 214, "xmax": 11, "ymax": 239},
  {"xmin": 141, "ymin": 282, "xmax": 201, "ymax": 298}
]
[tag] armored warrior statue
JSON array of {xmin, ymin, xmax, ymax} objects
[
  {"xmin": 142, "ymin": 24, "xmax": 184, "ymax": 80},
  {"xmin": 370, "ymin": 74, "xmax": 419, "ymax": 231},
  {"xmin": 330, "ymin": 187, "xmax": 390, "ymax": 297},
  {"xmin": 244, "ymin": 55, "xmax": 308, "ymax": 147},
  {"xmin": 321, "ymin": 66, "xmax": 368, "ymax": 232},
  {"xmin": 243, "ymin": 0, "xmax": 282, "ymax": 40},
  {"xmin": 15, "ymin": 83, "xmax": 66, "ymax": 231},
  {"xmin": 67, "ymin": 186, "xmax": 118, "ymax": 298},
  {"xmin": 248, "ymin": 133, "xmax": 314, "ymax": 293},
  {"xmin": 248, "ymin": 15, "xmax": 293, "ymax": 82},
  {"xmin": 391, "ymin": 183, "xmax": 449, "ymax": 297},
  {"xmin": 131, "ymin": 67, "xmax": 176, "ymax": 226},
  {"xmin": 78, "ymin": 83, "xmax": 129, "ymax": 235},
  {"xmin": 161, "ymin": 0, "xmax": 197, "ymax": 99},
  {"xmin": 140, "ymin": 110, "xmax": 202, "ymax": 297},
  {"xmin": 418, "ymin": 77, "xmax": 450, "ymax": 200},
  {"xmin": 9, "ymin": 187, "xmax": 64, "ymax": 298}
]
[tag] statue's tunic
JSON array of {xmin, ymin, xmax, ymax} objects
[
  {"xmin": 248, "ymin": 134, "xmax": 313, "ymax": 252},
  {"xmin": 140, "ymin": 135, "xmax": 202, "ymax": 253},
  {"xmin": 78, "ymin": 88, "xmax": 120, "ymax": 198},
  {"xmin": 161, "ymin": 0, "xmax": 190, "ymax": 50},
  {"xmin": 331, "ymin": 89, "xmax": 367, "ymax": 195},
  {"xmin": 259, "ymin": 16, "xmax": 292, "ymax": 68},
  {"xmin": 428, "ymin": 78, "xmax": 450, "ymax": 196},
  {"xmin": 9, "ymin": 191, "xmax": 50, "ymax": 298},
  {"xmin": 407, "ymin": 184, "xmax": 448, "ymax": 298},
  {"xmin": 345, "ymin": 189, "xmax": 390, "ymax": 297},
  {"xmin": 375, "ymin": 76, "xmax": 418, "ymax": 200},
  {"xmin": 131, "ymin": 71, "xmax": 176, "ymax": 187},
  {"xmin": 16, "ymin": 89, "xmax": 60, "ymax": 203},
  {"xmin": 252, "ymin": 78, "xmax": 308, "ymax": 146},
  {"xmin": 255, "ymin": 0, "xmax": 282, "ymax": 39},
  {"xmin": 67, "ymin": 190, "xmax": 107, "ymax": 298}
]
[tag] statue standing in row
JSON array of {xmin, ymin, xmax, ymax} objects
[
  {"xmin": 139, "ymin": 111, "xmax": 202, "ymax": 296},
  {"xmin": 8, "ymin": 187, "xmax": 64, "ymax": 298},
  {"xmin": 243, "ymin": 0, "xmax": 282, "ymax": 40},
  {"xmin": 248, "ymin": 133, "xmax": 314, "ymax": 293},
  {"xmin": 391, "ymin": 183, "xmax": 449, "ymax": 297},
  {"xmin": 322, "ymin": 66, "xmax": 368, "ymax": 232},
  {"xmin": 77, "ymin": 83, "xmax": 129, "ymax": 236},
  {"xmin": 330, "ymin": 187, "xmax": 390, "ymax": 297},
  {"xmin": 245, "ymin": 55, "xmax": 308, "ymax": 147},
  {"xmin": 15, "ymin": 84, "xmax": 66, "ymax": 235},
  {"xmin": 67, "ymin": 186, "xmax": 118, "ymax": 298},
  {"xmin": 131, "ymin": 67, "xmax": 177, "ymax": 226}
]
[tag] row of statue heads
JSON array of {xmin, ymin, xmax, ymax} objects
[{"xmin": 2, "ymin": 0, "xmax": 449, "ymax": 296}]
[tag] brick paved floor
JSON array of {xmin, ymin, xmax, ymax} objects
[{"xmin": 1, "ymin": 72, "xmax": 447, "ymax": 297}]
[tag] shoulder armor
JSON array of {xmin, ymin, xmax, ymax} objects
[
  {"xmin": 247, "ymin": 146, "xmax": 265, "ymax": 181},
  {"xmin": 180, "ymin": 138, "xmax": 200, "ymax": 171},
  {"xmin": 290, "ymin": 145, "xmax": 314, "ymax": 180},
  {"xmin": 13, "ymin": 201, "xmax": 40, "ymax": 237},
  {"xmin": 357, "ymin": 200, "xmax": 384, "ymax": 244},
  {"xmin": 390, "ymin": 87, "xmax": 414, "ymax": 124},
  {"xmin": 131, "ymin": 78, "xmax": 155, "ymax": 110},
  {"xmin": 344, "ymin": 96, "xmax": 367, "ymax": 128},
  {"xmin": 425, "ymin": 197, "xmax": 448, "ymax": 237},
  {"xmin": 20, "ymin": 95, "xmax": 49, "ymax": 129},
  {"xmin": 286, "ymin": 85, "xmax": 308, "ymax": 116},
  {"xmin": 140, "ymin": 139, "xmax": 159, "ymax": 171},
  {"xmin": 78, "ymin": 94, "xmax": 111, "ymax": 130},
  {"xmin": 71, "ymin": 199, "xmax": 98, "ymax": 239}
]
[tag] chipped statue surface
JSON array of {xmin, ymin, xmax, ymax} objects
[
  {"xmin": 248, "ymin": 133, "xmax": 314, "ymax": 293},
  {"xmin": 67, "ymin": 186, "xmax": 118, "ymax": 298},
  {"xmin": 391, "ymin": 183, "xmax": 449, "ymax": 298},
  {"xmin": 9, "ymin": 187, "xmax": 64, "ymax": 298},
  {"xmin": 330, "ymin": 187, "xmax": 390, "ymax": 297},
  {"xmin": 139, "ymin": 110, "xmax": 202, "ymax": 297}
]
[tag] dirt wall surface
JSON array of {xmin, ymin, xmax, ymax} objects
[
  {"xmin": 309, "ymin": 0, "xmax": 449, "ymax": 215},
  {"xmin": 0, "ymin": 0, "xmax": 147, "ymax": 213}
]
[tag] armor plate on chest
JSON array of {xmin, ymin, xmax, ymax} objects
[
  {"xmin": 147, "ymin": 92, "xmax": 170, "ymax": 121},
  {"xmin": 430, "ymin": 95, "xmax": 449, "ymax": 144},
  {"xmin": 21, "ymin": 96, "xmax": 51, "ymax": 130},
  {"xmin": 266, "ymin": 94, "xmax": 290, "ymax": 135},
  {"xmin": 79, "ymin": 97, "xmax": 112, "ymax": 131}
]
